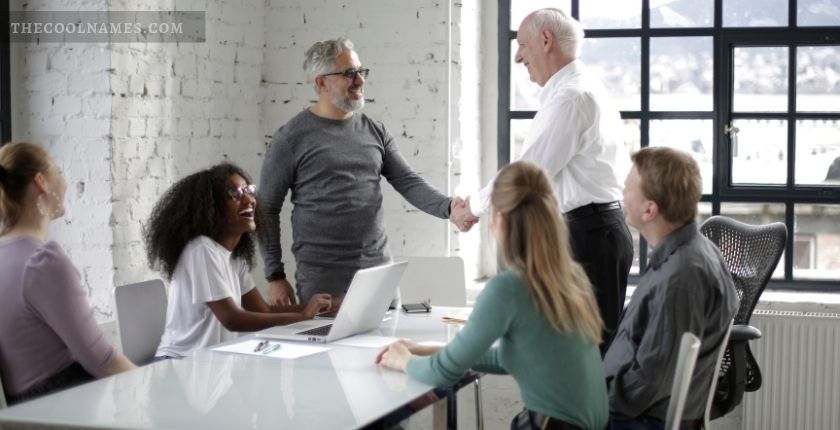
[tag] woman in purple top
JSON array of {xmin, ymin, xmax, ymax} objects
[{"xmin": 0, "ymin": 142, "xmax": 136, "ymax": 405}]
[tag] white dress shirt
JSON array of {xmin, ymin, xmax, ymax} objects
[{"xmin": 471, "ymin": 60, "xmax": 630, "ymax": 215}]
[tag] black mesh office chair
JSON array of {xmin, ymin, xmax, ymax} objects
[{"xmin": 699, "ymin": 216, "xmax": 787, "ymax": 419}]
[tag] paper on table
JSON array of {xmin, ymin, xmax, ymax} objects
[
  {"xmin": 442, "ymin": 309, "xmax": 472, "ymax": 324},
  {"xmin": 212, "ymin": 339, "xmax": 329, "ymax": 359},
  {"xmin": 332, "ymin": 334, "xmax": 399, "ymax": 348}
]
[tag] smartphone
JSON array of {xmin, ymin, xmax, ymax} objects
[{"xmin": 401, "ymin": 302, "xmax": 432, "ymax": 313}]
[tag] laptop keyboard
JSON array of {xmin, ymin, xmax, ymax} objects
[{"xmin": 297, "ymin": 324, "xmax": 332, "ymax": 337}]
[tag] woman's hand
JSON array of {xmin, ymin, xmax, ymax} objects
[
  {"xmin": 329, "ymin": 295, "xmax": 344, "ymax": 312},
  {"xmin": 301, "ymin": 293, "xmax": 332, "ymax": 319},
  {"xmin": 393, "ymin": 339, "xmax": 442, "ymax": 356},
  {"xmin": 376, "ymin": 340, "xmax": 412, "ymax": 372}
]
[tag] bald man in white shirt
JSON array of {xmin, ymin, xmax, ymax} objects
[{"xmin": 460, "ymin": 8, "xmax": 632, "ymax": 353}]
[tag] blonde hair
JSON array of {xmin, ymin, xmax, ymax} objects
[
  {"xmin": 631, "ymin": 147, "xmax": 702, "ymax": 225},
  {"xmin": 491, "ymin": 161, "xmax": 603, "ymax": 343},
  {"xmin": 0, "ymin": 142, "xmax": 51, "ymax": 234}
]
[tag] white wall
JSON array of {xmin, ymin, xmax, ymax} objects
[
  {"xmin": 10, "ymin": 0, "xmax": 481, "ymax": 320},
  {"xmin": 11, "ymin": 0, "xmax": 117, "ymax": 320}
]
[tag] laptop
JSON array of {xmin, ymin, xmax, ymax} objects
[{"xmin": 257, "ymin": 261, "xmax": 408, "ymax": 343}]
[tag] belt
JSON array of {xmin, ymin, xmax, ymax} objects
[{"xmin": 564, "ymin": 201, "xmax": 622, "ymax": 222}]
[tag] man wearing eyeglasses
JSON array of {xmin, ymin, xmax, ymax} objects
[{"xmin": 258, "ymin": 38, "xmax": 470, "ymax": 306}]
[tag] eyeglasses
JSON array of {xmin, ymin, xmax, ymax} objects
[
  {"xmin": 226, "ymin": 184, "xmax": 257, "ymax": 200},
  {"xmin": 321, "ymin": 68, "xmax": 370, "ymax": 80}
]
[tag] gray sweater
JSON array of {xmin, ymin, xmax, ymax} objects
[{"xmin": 259, "ymin": 109, "xmax": 452, "ymax": 279}]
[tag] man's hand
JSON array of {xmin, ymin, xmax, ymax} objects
[
  {"xmin": 450, "ymin": 196, "xmax": 479, "ymax": 232},
  {"xmin": 267, "ymin": 279, "xmax": 297, "ymax": 307}
]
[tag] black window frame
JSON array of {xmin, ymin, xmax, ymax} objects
[{"xmin": 499, "ymin": 0, "xmax": 840, "ymax": 290}]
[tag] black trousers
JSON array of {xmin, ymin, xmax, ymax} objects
[
  {"xmin": 567, "ymin": 206, "xmax": 633, "ymax": 356},
  {"xmin": 7, "ymin": 362, "xmax": 94, "ymax": 405}
]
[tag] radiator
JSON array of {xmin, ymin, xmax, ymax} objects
[{"xmin": 742, "ymin": 310, "xmax": 840, "ymax": 430}]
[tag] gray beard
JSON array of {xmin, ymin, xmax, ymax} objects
[{"xmin": 331, "ymin": 92, "xmax": 364, "ymax": 113}]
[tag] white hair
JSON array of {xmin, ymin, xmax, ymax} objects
[
  {"xmin": 528, "ymin": 8, "xmax": 584, "ymax": 59},
  {"xmin": 303, "ymin": 38, "xmax": 354, "ymax": 93}
]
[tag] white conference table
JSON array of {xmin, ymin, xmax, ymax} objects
[{"xmin": 0, "ymin": 307, "xmax": 472, "ymax": 430}]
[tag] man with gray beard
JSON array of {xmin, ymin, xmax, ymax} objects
[{"xmin": 258, "ymin": 38, "xmax": 471, "ymax": 305}]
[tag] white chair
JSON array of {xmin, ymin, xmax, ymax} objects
[
  {"xmin": 393, "ymin": 256, "xmax": 482, "ymax": 429},
  {"xmin": 704, "ymin": 321, "xmax": 734, "ymax": 429},
  {"xmin": 395, "ymin": 256, "xmax": 467, "ymax": 306},
  {"xmin": 113, "ymin": 279, "xmax": 168, "ymax": 365},
  {"xmin": 665, "ymin": 332, "xmax": 701, "ymax": 430}
]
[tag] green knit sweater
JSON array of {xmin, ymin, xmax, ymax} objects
[{"xmin": 406, "ymin": 270, "xmax": 608, "ymax": 430}]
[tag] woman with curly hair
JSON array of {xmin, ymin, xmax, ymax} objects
[
  {"xmin": 377, "ymin": 161, "xmax": 608, "ymax": 430},
  {"xmin": 145, "ymin": 163, "xmax": 331, "ymax": 359}
]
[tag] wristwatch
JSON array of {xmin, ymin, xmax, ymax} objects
[{"xmin": 266, "ymin": 272, "xmax": 286, "ymax": 282}]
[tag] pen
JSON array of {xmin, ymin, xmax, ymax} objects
[
  {"xmin": 261, "ymin": 343, "xmax": 282, "ymax": 355},
  {"xmin": 253, "ymin": 340, "xmax": 268, "ymax": 352}
]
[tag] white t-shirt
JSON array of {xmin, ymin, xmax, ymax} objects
[{"xmin": 155, "ymin": 236, "xmax": 256, "ymax": 357}]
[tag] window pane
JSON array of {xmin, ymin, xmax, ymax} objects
[
  {"xmin": 651, "ymin": 0, "xmax": 713, "ymax": 28},
  {"xmin": 698, "ymin": 202, "xmax": 713, "ymax": 225},
  {"xmin": 795, "ymin": 120, "xmax": 840, "ymax": 185},
  {"xmin": 798, "ymin": 0, "xmax": 840, "ymax": 26},
  {"xmin": 720, "ymin": 202, "xmax": 785, "ymax": 279},
  {"xmin": 510, "ymin": 119, "xmax": 532, "ymax": 161},
  {"xmin": 650, "ymin": 37, "xmax": 713, "ymax": 111},
  {"xmin": 581, "ymin": 37, "xmax": 641, "ymax": 111},
  {"xmin": 733, "ymin": 46, "xmax": 788, "ymax": 112},
  {"xmin": 650, "ymin": 120, "xmax": 713, "ymax": 194},
  {"xmin": 510, "ymin": 0, "xmax": 572, "ymax": 30},
  {"xmin": 723, "ymin": 0, "xmax": 788, "ymax": 27},
  {"xmin": 794, "ymin": 204, "xmax": 840, "ymax": 280},
  {"xmin": 731, "ymin": 119, "xmax": 788, "ymax": 185},
  {"xmin": 623, "ymin": 119, "xmax": 641, "ymax": 155},
  {"xmin": 579, "ymin": 0, "xmax": 641, "ymax": 29},
  {"xmin": 796, "ymin": 46, "xmax": 840, "ymax": 112},
  {"xmin": 510, "ymin": 40, "xmax": 541, "ymax": 111},
  {"xmin": 630, "ymin": 225, "xmax": 641, "ymax": 275}
]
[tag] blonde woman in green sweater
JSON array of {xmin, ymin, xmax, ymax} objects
[{"xmin": 376, "ymin": 160, "xmax": 608, "ymax": 430}]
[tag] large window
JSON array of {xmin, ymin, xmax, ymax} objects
[{"xmin": 500, "ymin": 0, "xmax": 840, "ymax": 289}]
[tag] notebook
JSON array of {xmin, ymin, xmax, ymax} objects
[{"xmin": 257, "ymin": 261, "xmax": 408, "ymax": 343}]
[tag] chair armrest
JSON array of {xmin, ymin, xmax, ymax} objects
[{"xmin": 730, "ymin": 324, "xmax": 762, "ymax": 342}]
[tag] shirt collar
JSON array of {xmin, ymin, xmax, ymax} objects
[
  {"xmin": 647, "ymin": 221, "xmax": 699, "ymax": 270},
  {"xmin": 537, "ymin": 59, "xmax": 584, "ymax": 104}
]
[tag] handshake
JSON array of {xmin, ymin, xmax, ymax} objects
[{"xmin": 449, "ymin": 196, "xmax": 480, "ymax": 232}]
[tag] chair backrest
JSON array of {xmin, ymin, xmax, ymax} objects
[
  {"xmin": 394, "ymin": 256, "xmax": 466, "ymax": 306},
  {"xmin": 113, "ymin": 279, "xmax": 168, "ymax": 365},
  {"xmin": 698, "ymin": 216, "xmax": 786, "ymax": 326},
  {"xmin": 704, "ymin": 320, "xmax": 734, "ymax": 429},
  {"xmin": 665, "ymin": 332, "xmax": 701, "ymax": 430}
]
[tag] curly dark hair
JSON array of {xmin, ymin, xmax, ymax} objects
[{"xmin": 144, "ymin": 163, "xmax": 259, "ymax": 280}]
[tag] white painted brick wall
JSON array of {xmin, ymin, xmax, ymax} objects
[
  {"xmin": 11, "ymin": 0, "xmax": 474, "ymax": 320},
  {"xmin": 10, "ymin": 0, "xmax": 116, "ymax": 321},
  {"xmin": 262, "ymin": 0, "xmax": 460, "ymax": 286}
]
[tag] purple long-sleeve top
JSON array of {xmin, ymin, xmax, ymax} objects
[{"xmin": 0, "ymin": 236, "xmax": 116, "ymax": 396}]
